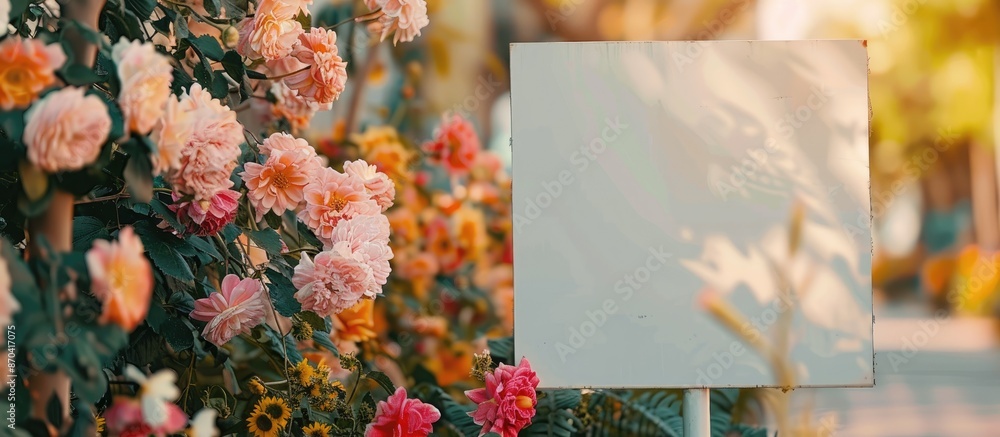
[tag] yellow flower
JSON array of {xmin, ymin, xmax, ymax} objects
[
  {"xmin": 294, "ymin": 360, "xmax": 315, "ymax": 387},
  {"xmin": 248, "ymin": 377, "xmax": 267, "ymax": 396},
  {"xmin": 302, "ymin": 422, "xmax": 332, "ymax": 437},
  {"xmin": 247, "ymin": 408, "xmax": 281, "ymax": 437},
  {"xmin": 255, "ymin": 396, "xmax": 291, "ymax": 429},
  {"xmin": 95, "ymin": 415, "xmax": 105, "ymax": 434}
]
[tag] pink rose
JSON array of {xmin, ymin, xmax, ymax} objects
[
  {"xmin": 190, "ymin": 274, "xmax": 268, "ymax": 346},
  {"xmin": 292, "ymin": 245, "xmax": 379, "ymax": 316},
  {"xmin": 329, "ymin": 215, "xmax": 393, "ymax": 285},
  {"xmin": 465, "ymin": 357, "xmax": 539, "ymax": 437},
  {"xmin": 170, "ymin": 84, "xmax": 244, "ymax": 202},
  {"xmin": 281, "ymin": 27, "xmax": 348, "ymax": 106},
  {"xmin": 374, "ymin": 0, "xmax": 429, "ymax": 45},
  {"xmin": 150, "ymin": 96, "xmax": 193, "ymax": 176},
  {"xmin": 364, "ymin": 387, "xmax": 440, "ymax": 437},
  {"xmin": 112, "ymin": 38, "xmax": 173, "ymax": 135},
  {"xmin": 422, "ymin": 113, "xmax": 481, "ymax": 176},
  {"xmin": 23, "ymin": 87, "xmax": 111, "ymax": 173},
  {"xmin": 343, "ymin": 159, "xmax": 395, "ymax": 212},
  {"xmin": 168, "ymin": 189, "xmax": 240, "ymax": 236}
]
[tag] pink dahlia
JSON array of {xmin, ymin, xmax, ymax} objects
[
  {"xmin": 364, "ymin": 387, "xmax": 440, "ymax": 437},
  {"xmin": 281, "ymin": 27, "xmax": 348, "ymax": 106},
  {"xmin": 241, "ymin": 147, "xmax": 316, "ymax": 218},
  {"xmin": 168, "ymin": 189, "xmax": 240, "ymax": 236},
  {"xmin": 343, "ymin": 159, "xmax": 395, "ymax": 212},
  {"xmin": 257, "ymin": 132, "xmax": 323, "ymax": 168},
  {"xmin": 190, "ymin": 273, "xmax": 268, "ymax": 346},
  {"xmin": 422, "ymin": 114, "xmax": 481, "ymax": 176},
  {"xmin": 299, "ymin": 167, "xmax": 380, "ymax": 245},
  {"xmin": 291, "ymin": 245, "xmax": 379, "ymax": 317},
  {"xmin": 465, "ymin": 357, "xmax": 539, "ymax": 437}
]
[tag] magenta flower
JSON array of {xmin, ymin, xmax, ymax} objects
[
  {"xmin": 465, "ymin": 357, "xmax": 539, "ymax": 437},
  {"xmin": 168, "ymin": 189, "xmax": 240, "ymax": 237},
  {"xmin": 190, "ymin": 274, "xmax": 268, "ymax": 346},
  {"xmin": 364, "ymin": 387, "xmax": 440, "ymax": 437}
]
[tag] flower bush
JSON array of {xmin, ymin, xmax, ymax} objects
[{"xmin": 0, "ymin": 0, "xmax": 771, "ymax": 435}]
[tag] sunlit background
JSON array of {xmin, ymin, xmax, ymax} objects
[{"xmin": 301, "ymin": 0, "xmax": 1000, "ymax": 434}]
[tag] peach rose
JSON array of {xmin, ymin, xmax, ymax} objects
[
  {"xmin": 0, "ymin": 37, "xmax": 66, "ymax": 110},
  {"xmin": 246, "ymin": 12, "xmax": 303, "ymax": 61},
  {"xmin": 282, "ymin": 27, "xmax": 348, "ymax": 105},
  {"xmin": 86, "ymin": 227, "xmax": 154, "ymax": 332},
  {"xmin": 150, "ymin": 96, "xmax": 194, "ymax": 176},
  {"xmin": 24, "ymin": 87, "xmax": 111, "ymax": 173},
  {"xmin": 171, "ymin": 84, "xmax": 245, "ymax": 201},
  {"xmin": 112, "ymin": 38, "xmax": 174, "ymax": 135},
  {"xmin": 257, "ymin": 0, "xmax": 311, "ymax": 19},
  {"xmin": 374, "ymin": 0, "xmax": 429, "ymax": 45},
  {"xmin": 343, "ymin": 159, "xmax": 395, "ymax": 212}
]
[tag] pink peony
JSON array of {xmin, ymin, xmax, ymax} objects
[
  {"xmin": 343, "ymin": 159, "xmax": 395, "ymax": 212},
  {"xmin": 150, "ymin": 96, "xmax": 194, "ymax": 176},
  {"xmin": 465, "ymin": 357, "xmax": 539, "ymax": 437},
  {"xmin": 422, "ymin": 113, "xmax": 481, "ymax": 176},
  {"xmin": 168, "ymin": 189, "xmax": 240, "ymax": 236},
  {"xmin": 23, "ymin": 87, "xmax": 111, "ymax": 173},
  {"xmin": 299, "ymin": 167, "xmax": 381, "ymax": 245},
  {"xmin": 364, "ymin": 387, "xmax": 440, "ymax": 437},
  {"xmin": 171, "ymin": 84, "xmax": 244, "ymax": 202},
  {"xmin": 190, "ymin": 273, "xmax": 268, "ymax": 346},
  {"xmin": 112, "ymin": 38, "xmax": 174, "ymax": 135},
  {"xmin": 281, "ymin": 27, "xmax": 348, "ymax": 106},
  {"xmin": 104, "ymin": 397, "xmax": 187, "ymax": 437},
  {"xmin": 329, "ymin": 215, "xmax": 393, "ymax": 285},
  {"xmin": 86, "ymin": 227, "xmax": 154, "ymax": 333},
  {"xmin": 291, "ymin": 245, "xmax": 379, "ymax": 317},
  {"xmin": 375, "ymin": 0, "xmax": 429, "ymax": 45}
]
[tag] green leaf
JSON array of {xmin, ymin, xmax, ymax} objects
[
  {"xmin": 486, "ymin": 336, "xmax": 514, "ymax": 366},
  {"xmin": 124, "ymin": 152, "xmax": 154, "ymax": 204},
  {"xmin": 202, "ymin": 0, "xmax": 221, "ymax": 17},
  {"xmin": 246, "ymin": 69, "xmax": 267, "ymax": 80},
  {"xmin": 72, "ymin": 216, "xmax": 109, "ymax": 251},
  {"xmin": 188, "ymin": 236, "xmax": 223, "ymax": 262},
  {"xmin": 365, "ymin": 371, "xmax": 395, "ymax": 395},
  {"xmin": 124, "ymin": 0, "xmax": 156, "ymax": 19},
  {"xmin": 311, "ymin": 329, "xmax": 339, "ymax": 356},
  {"xmin": 9, "ymin": 0, "xmax": 31, "ymax": 17},
  {"xmin": 0, "ymin": 109, "xmax": 25, "ymax": 141},
  {"xmin": 151, "ymin": 196, "xmax": 183, "ymax": 232},
  {"xmin": 188, "ymin": 35, "xmax": 226, "ymax": 61},
  {"xmin": 18, "ymin": 159, "xmax": 49, "ymax": 202},
  {"xmin": 193, "ymin": 60, "xmax": 213, "ymax": 90},
  {"xmin": 62, "ymin": 63, "xmax": 105, "ymax": 86},
  {"xmin": 264, "ymin": 267, "xmax": 301, "ymax": 316},
  {"xmin": 298, "ymin": 311, "xmax": 327, "ymax": 332},
  {"xmin": 248, "ymin": 228, "xmax": 282, "ymax": 255},
  {"xmin": 221, "ymin": 50, "xmax": 246, "ymax": 83},
  {"xmin": 17, "ymin": 176, "xmax": 54, "ymax": 218},
  {"xmin": 210, "ymin": 70, "xmax": 230, "ymax": 99},
  {"xmin": 220, "ymin": 0, "xmax": 247, "ymax": 19},
  {"xmin": 162, "ymin": 317, "xmax": 195, "ymax": 351},
  {"xmin": 174, "ymin": 15, "xmax": 190, "ymax": 40},
  {"xmin": 134, "ymin": 221, "xmax": 195, "ymax": 281}
]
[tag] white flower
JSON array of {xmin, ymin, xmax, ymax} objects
[
  {"xmin": 124, "ymin": 365, "xmax": 181, "ymax": 427},
  {"xmin": 188, "ymin": 408, "xmax": 220, "ymax": 437},
  {"xmin": 0, "ymin": 0, "xmax": 10, "ymax": 37}
]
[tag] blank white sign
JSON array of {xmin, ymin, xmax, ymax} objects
[{"xmin": 511, "ymin": 41, "xmax": 872, "ymax": 388}]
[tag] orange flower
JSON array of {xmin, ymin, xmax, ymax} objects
[
  {"xmin": 350, "ymin": 126, "xmax": 415, "ymax": 183},
  {"xmin": 331, "ymin": 299, "xmax": 376, "ymax": 344},
  {"xmin": 0, "ymin": 37, "xmax": 66, "ymax": 110},
  {"xmin": 85, "ymin": 227, "xmax": 153, "ymax": 332},
  {"xmin": 428, "ymin": 342, "xmax": 473, "ymax": 387}
]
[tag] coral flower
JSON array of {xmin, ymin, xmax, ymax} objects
[
  {"xmin": 258, "ymin": 132, "xmax": 323, "ymax": 162},
  {"xmin": 242, "ymin": 148, "xmax": 316, "ymax": 218},
  {"xmin": 292, "ymin": 245, "xmax": 379, "ymax": 317},
  {"xmin": 86, "ymin": 227, "xmax": 153, "ymax": 333},
  {"xmin": 299, "ymin": 167, "xmax": 381, "ymax": 245},
  {"xmin": 0, "ymin": 37, "xmax": 66, "ymax": 109},
  {"xmin": 112, "ymin": 38, "xmax": 174, "ymax": 134},
  {"xmin": 190, "ymin": 274, "xmax": 268, "ymax": 346},
  {"xmin": 24, "ymin": 87, "xmax": 111, "ymax": 173},
  {"xmin": 465, "ymin": 357, "xmax": 539, "ymax": 437},
  {"xmin": 105, "ymin": 365, "xmax": 186, "ymax": 436},
  {"xmin": 364, "ymin": 387, "xmax": 440, "ymax": 437},
  {"xmin": 282, "ymin": 27, "xmax": 348, "ymax": 105},
  {"xmin": 343, "ymin": 160, "xmax": 395, "ymax": 212},
  {"xmin": 168, "ymin": 189, "xmax": 240, "ymax": 236},
  {"xmin": 422, "ymin": 113, "xmax": 481, "ymax": 176}
]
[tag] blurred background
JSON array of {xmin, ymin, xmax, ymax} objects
[{"xmin": 302, "ymin": 0, "xmax": 1000, "ymax": 435}]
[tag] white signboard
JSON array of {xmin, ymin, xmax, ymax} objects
[{"xmin": 511, "ymin": 41, "xmax": 872, "ymax": 388}]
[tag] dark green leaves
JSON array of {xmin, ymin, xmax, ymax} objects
[
  {"xmin": 72, "ymin": 216, "xmax": 110, "ymax": 251},
  {"xmin": 264, "ymin": 266, "xmax": 301, "ymax": 316},
  {"xmin": 189, "ymin": 35, "xmax": 226, "ymax": 61},
  {"xmin": 124, "ymin": 0, "xmax": 156, "ymax": 20},
  {"xmin": 248, "ymin": 228, "xmax": 282, "ymax": 255},
  {"xmin": 123, "ymin": 143, "xmax": 154, "ymax": 203},
  {"xmin": 365, "ymin": 370, "xmax": 396, "ymax": 395},
  {"xmin": 61, "ymin": 64, "xmax": 106, "ymax": 86},
  {"xmin": 134, "ymin": 221, "xmax": 195, "ymax": 281}
]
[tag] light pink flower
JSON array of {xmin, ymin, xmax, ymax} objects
[
  {"xmin": 281, "ymin": 27, "xmax": 348, "ymax": 105},
  {"xmin": 104, "ymin": 397, "xmax": 187, "ymax": 437},
  {"xmin": 299, "ymin": 167, "xmax": 381, "ymax": 245},
  {"xmin": 270, "ymin": 81, "xmax": 325, "ymax": 132},
  {"xmin": 257, "ymin": 0, "xmax": 311, "ymax": 19},
  {"xmin": 150, "ymin": 96, "xmax": 194, "ymax": 176},
  {"xmin": 171, "ymin": 84, "xmax": 244, "ymax": 202},
  {"xmin": 422, "ymin": 113, "xmax": 481, "ymax": 176},
  {"xmin": 343, "ymin": 160, "xmax": 395, "ymax": 212},
  {"xmin": 292, "ymin": 245, "xmax": 379, "ymax": 316},
  {"xmin": 234, "ymin": 17, "xmax": 256, "ymax": 58},
  {"xmin": 190, "ymin": 274, "xmax": 268, "ymax": 346},
  {"xmin": 112, "ymin": 38, "xmax": 173, "ymax": 135},
  {"xmin": 23, "ymin": 87, "xmax": 111, "ymax": 173},
  {"xmin": 168, "ymin": 189, "xmax": 240, "ymax": 236},
  {"xmin": 465, "ymin": 357, "xmax": 539, "ymax": 437},
  {"xmin": 329, "ymin": 215, "xmax": 393, "ymax": 285},
  {"xmin": 246, "ymin": 11, "xmax": 303, "ymax": 61},
  {"xmin": 375, "ymin": 0, "xmax": 429, "ymax": 45},
  {"xmin": 365, "ymin": 387, "xmax": 440, "ymax": 437},
  {"xmin": 86, "ymin": 227, "xmax": 154, "ymax": 333},
  {"xmin": 257, "ymin": 132, "xmax": 323, "ymax": 165}
]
